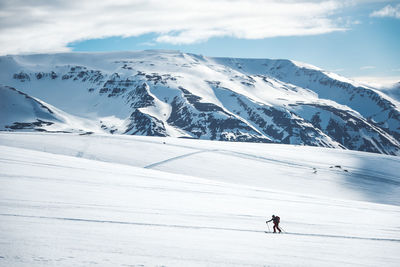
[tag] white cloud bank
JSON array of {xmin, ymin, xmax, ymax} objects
[
  {"xmin": 370, "ymin": 4, "xmax": 400, "ymax": 19},
  {"xmin": 0, "ymin": 0, "xmax": 347, "ymax": 55}
]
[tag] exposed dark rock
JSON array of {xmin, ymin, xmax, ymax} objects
[
  {"xmin": 125, "ymin": 110, "xmax": 167, "ymax": 136},
  {"xmin": 13, "ymin": 72, "xmax": 30, "ymax": 82},
  {"xmin": 167, "ymin": 90, "xmax": 269, "ymax": 142},
  {"xmin": 126, "ymin": 83, "xmax": 154, "ymax": 108},
  {"xmin": 6, "ymin": 120, "xmax": 54, "ymax": 130},
  {"xmin": 296, "ymin": 103, "xmax": 400, "ymax": 155}
]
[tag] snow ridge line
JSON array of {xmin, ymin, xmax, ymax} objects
[
  {"xmin": 1, "ymin": 213, "xmax": 399, "ymax": 243},
  {"xmin": 144, "ymin": 149, "xmax": 219, "ymax": 169}
]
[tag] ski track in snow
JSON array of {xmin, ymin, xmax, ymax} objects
[
  {"xmin": 1, "ymin": 213, "xmax": 399, "ymax": 243},
  {"xmin": 144, "ymin": 148, "xmax": 309, "ymax": 170},
  {"xmin": 144, "ymin": 149, "xmax": 218, "ymax": 169}
]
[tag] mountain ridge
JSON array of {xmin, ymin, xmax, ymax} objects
[{"xmin": 1, "ymin": 50, "xmax": 399, "ymax": 155}]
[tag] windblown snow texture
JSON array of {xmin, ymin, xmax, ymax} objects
[{"xmin": 0, "ymin": 50, "xmax": 399, "ymax": 155}]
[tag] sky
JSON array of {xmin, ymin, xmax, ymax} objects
[{"xmin": 1, "ymin": 0, "xmax": 399, "ymax": 85}]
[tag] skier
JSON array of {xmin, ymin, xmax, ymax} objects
[{"xmin": 266, "ymin": 215, "xmax": 281, "ymax": 233}]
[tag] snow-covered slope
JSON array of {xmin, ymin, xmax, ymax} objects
[
  {"xmin": 2, "ymin": 132, "xmax": 400, "ymax": 205},
  {"xmin": 1, "ymin": 51, "xmax": 399, "ymax": 155},
  {"xmin": 1, "ymin": 132, "xmax": 399, "ymax": 266},
  {"xmin": 0, "ymin": 85, "xmax": 60, "ymax": 131},
  {"xmin": 0, "ymin": 85, "xmax": 104, "ymax": 133}
]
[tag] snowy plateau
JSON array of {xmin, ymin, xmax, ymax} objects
[{"xmin": 0, "ymin": 50, "xmax": 400, "ymax": 266}]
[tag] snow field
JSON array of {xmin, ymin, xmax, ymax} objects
[{"xmin": 0, "ymin": 133, "xmax": 399, "ymax": 266}]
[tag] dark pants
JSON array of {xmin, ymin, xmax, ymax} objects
[{"xmin": 273, "ymin": 223, "xmax": 281, "ymax": 233}]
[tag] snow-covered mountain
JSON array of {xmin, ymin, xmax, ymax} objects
[{"xmin": 1, "ymin": 50, "xmax": 399, "ymax": 155}]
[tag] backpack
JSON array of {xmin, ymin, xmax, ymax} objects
[{"xmin": 273, "ymin": 216, "xmax": 280, "ymax": 224}]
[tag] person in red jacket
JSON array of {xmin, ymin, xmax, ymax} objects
[{"xmin": 266, "ymin": 215, "xmax": 281, "ymax": 233}]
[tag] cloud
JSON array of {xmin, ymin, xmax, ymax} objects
[
  {"xmin": 360, "ymin": 66, "xmax": 376, "ymax": 70},
  {"xmin": 0, "ymin": 0, "xmax": 347, "ymax": 55},
  {"xmin": 352, "ymin": 76, "xmax": 400, "ymax": 87},
  {"xmin": 370, "ymin": 4, "xmax": 400, "ymax": 18}
]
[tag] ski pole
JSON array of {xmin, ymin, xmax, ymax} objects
[
  {"xmin": 266, "ymin": 221, "xmax": 271, "ymax": 232},
  {"xmin": 280, "ymin": 226, "xmax": 286, "ymax": 233}
]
